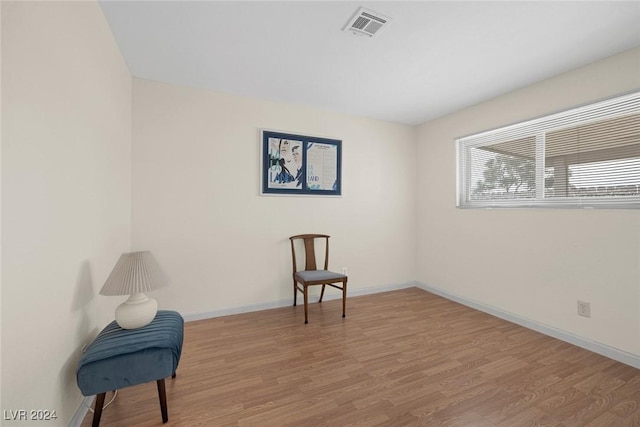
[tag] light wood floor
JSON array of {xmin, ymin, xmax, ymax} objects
[{"xmin": 81, "ymin": 288, "xmax": 640, "ymax": 427}]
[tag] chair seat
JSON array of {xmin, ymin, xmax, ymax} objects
[{"xmin": 295, "ymin": 270, "xmax": 346, "ymax": 283}]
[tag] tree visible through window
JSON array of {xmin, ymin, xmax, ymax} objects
[{"xmin": 473, "ymin": 154, "xmax": 535, "ymax": 199}]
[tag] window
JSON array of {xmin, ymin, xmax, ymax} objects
[{"xmin": 456, "ymin": 91, "xmax": 640, "ymax": 209}]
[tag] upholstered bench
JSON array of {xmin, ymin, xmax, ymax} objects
[{"xmin": 77, "ymin": 310, "xmax": 184, "ymax": 427}]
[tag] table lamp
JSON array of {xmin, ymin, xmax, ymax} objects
[{"xmin": 100, "ymin": 251, "xmax": 169, "ymax": 329}]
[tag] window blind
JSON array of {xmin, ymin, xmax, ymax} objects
[{"xmin": 457, "ymin": 91, "xmax": 640, "ymax": 209}]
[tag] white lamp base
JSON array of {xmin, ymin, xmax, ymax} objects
[{"xmin": 115, "ymin": 293, "xmax": 158, "ymax": 329}]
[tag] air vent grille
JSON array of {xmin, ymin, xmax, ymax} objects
[{"xmin": 344, "ymin": 7, "xmax": 391, "ymax": 38}]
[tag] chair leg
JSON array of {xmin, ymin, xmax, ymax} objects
[
  {"xmin": 157, "ymin": 379, "xmax": 168, "ymax": 423},
  {"xmin": 92, "ymin": 393, "xmax": 106, "ymax": 427},
  {"xmin": 293, "ymin": 280, "xmax": 297, "ymax": 306},
  {"xmin": 319, "ymin": 284, "xmax": 326, "ymax": 302},
  {"xmin": 303, "ymin": 285, "xmax": 309, "ymax": 324},
  {"xmin": 342, "ymin": 279, "xmax": 347, "ymax": 318}
]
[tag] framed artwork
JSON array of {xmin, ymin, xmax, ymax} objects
[{"xmin": 261, "ymin": 130, "xmax": 342, "ymax": 196}]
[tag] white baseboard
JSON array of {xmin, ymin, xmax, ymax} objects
[
  {"xmin": 182, "ymin": 281, "xmax": 415, "ymax": 322},
  {"xmin": 415, "ymin": 281, "xmax": 640, "ymax": 369},
  {"xmin": 68, "ymin": 396, "xmax": 93, "ymax": 427}
]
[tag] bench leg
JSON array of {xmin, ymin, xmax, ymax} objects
[
  {"xmin": 92, "ymin": 393, "xmax": 106, "ymax": 427},
  {"xmin": 157, "ymin": 379, "xmax": 168, "ymax": 423}
]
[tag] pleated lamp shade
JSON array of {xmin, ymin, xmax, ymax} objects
[
  {"xmin": 100, "ymin": 251, "xmax": 169, "ymax": 329},
  {"xmin": 101, "ymin": 251, "xmax": 169, "ymax": 296}
]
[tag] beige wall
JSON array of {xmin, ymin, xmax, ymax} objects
[
  {"xmin": 1, "ymin": 1, "xmax": 132, "ymax": 424},
  {"xmin": 132, "ymin": 78, "xmax": 417, "ymax": 316},
  {"xmin": 0, "ymin": 0, "xmax": 4, "ymax": 413},
  {"xmin": 416, "ymin": 47, "xmax": 640, "ymax": 356}
]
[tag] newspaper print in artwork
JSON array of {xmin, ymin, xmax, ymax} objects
[{"xmin": 306, "ymin": 142, "xmax": 338, "ymax": 191}]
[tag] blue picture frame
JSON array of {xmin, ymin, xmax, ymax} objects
[{"xmin": 261, "ymin": 130, "xmax": 342, "ymax": 196}]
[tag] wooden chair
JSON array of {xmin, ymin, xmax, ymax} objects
[{"xmin": 289, "ymin": 234, "xmax": 347, "ymax": 324}]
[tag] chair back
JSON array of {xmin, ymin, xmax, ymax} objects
[{"xmin": 289, "ymin": 234, "xmax": 330, "ymax": 273}]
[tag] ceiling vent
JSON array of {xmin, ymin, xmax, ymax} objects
[{"xmin": 343, "ymin": 7, "xmax": 391, "ymax": 38}]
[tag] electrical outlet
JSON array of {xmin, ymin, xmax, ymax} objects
[
  {"xmin": 341, "ymin": 267, "xmax": 348, "ymax": 275},
  {"xmin": 577, "ymin": 300, "xmax": 591, "ymax": 318}
]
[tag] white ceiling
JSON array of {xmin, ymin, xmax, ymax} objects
[{"xmin": 99, "ymin": 1, "xmax": 640, "ymax": 125}]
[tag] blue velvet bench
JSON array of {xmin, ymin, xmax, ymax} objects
[{"xmin": 77, "ymin": 310, "xmax": 184, "ymax": 427}]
